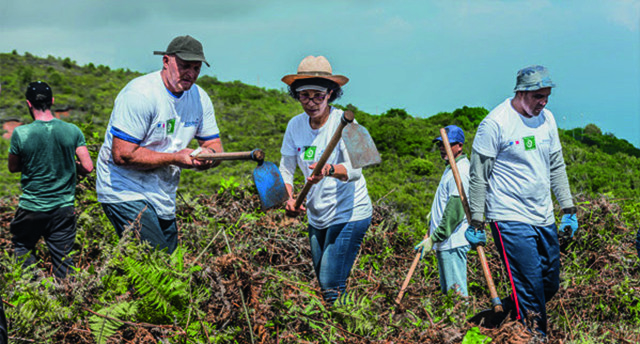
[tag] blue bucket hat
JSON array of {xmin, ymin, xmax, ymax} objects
[
  {"xmin": 433, "ymin": 125, "xmax": 465, "ymax": 144},
  {"xmin": 514, "ymin": 65, "xmax": 555, "ymax": 92}
]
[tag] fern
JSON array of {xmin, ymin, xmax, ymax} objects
[
  {"xmin": 121, "ymin": 253, "xmax": 189, "ymax": 315},
  {"xmin": 89, "ymin": 301, "xmax": 138, "ymax": 344}
]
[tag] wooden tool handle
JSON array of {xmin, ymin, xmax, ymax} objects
[
  {"xmin": 395, "ymin": 230, "xmax": 429, "ymax": 305},
  {"xmin": 439, "ymin": 128, "xmax": 503, "ymax": 313},
  {"xmin": 293, "ymin": 111, "xmax": 354, "ymax": 209},
  {"xmin": 195, "ymin": 149, "xmax": 265, "ymax": 162}
]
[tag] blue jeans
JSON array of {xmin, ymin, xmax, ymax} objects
[
  {"xmin": 490, "ymin": 221, "xmax": 560, "ymax": 336},
  {"xmin": 436, "ymin": 245, "xmax": 471, "ymax": 297},
  {"xmin": 102, "ymin": 200, "xmax": 178, "ymax": 254},
  {"xmin": 308, "ymin": 217, "xmax": 371, "ymax": 304}
]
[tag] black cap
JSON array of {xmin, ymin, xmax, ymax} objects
[
  {"xmin": 25, "ymin": 81, "xmax": 53, "ymax": 103},
  {"xmin": 153, "ymin": 35, "xmax": 210, "ymax": 67}
]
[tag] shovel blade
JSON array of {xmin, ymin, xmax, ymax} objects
[
  {"xmin": 252, "ymin": 161, "xmax": 288, "ymax": 210},
  {"xmin": 342, "ymin": 123, "xmax": 381, "ymax": 169}
]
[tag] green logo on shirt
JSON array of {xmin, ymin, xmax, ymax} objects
[
  {"xmin": 303, "ymin": 146, "xmax": 317, "ymax": 161},
  {"xmin": 166, "ymin": 119, "xmax": 176, "ymax": 134},
  {"xmin": 523, "ymin": 136, "xmax": 536, "ymax": 151}
]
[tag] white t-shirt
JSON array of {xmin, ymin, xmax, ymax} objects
[
  {"xmin": 473, "ymin": 98, "xmax": 562, "ymax": 226},
  {"xmin": 280, "ymin": 107, "xmax": 372, "ymax": 228},
  {"xmin": 429, "ymin": 157, "xmax": 470, "ymax": 251},
  {"xmin": 97, "ymin": 71, "xmax": 219, "ymax": 219}
]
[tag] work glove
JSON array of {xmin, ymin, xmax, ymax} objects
[
  {"xmin": 465, "ymin": 221, "xmax": 486, "ymax": 249},
  {"xmin": 558, "ymin": 208, "xmax": 578, "ymax": 238},
  {"xmin": 414, "ymin": 237, "xmax": 434, "ymax": 260}
]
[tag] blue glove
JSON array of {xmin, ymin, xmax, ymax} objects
[
  {"xmin": 465, "ymin": 223, "xmax": 486, "ymax": 249},
  {"xmin": 558, "ymin": 213, "xmax": 578, "ymax": 238}
]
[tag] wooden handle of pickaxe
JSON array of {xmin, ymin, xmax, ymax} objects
[
  {"xmin": 395, "ymin": 229, "xmax": 430, "ymax": 305},
  {"xmin": 293, "ymin": 111, "xmax": 354, "ymax": 209},
  {"xmin": 440, "ymin": 128, "xmax": 503, "ymax": 313},
  {"xmin": 195, "ymin": 149, "xmax": 265, "ymax": 162}
]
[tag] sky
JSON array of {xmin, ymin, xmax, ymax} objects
[{"xmin": 1, "ymin": 0, "xmax": 639, "ymax": 147}]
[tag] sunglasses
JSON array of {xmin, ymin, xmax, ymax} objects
[{"xmin": 298, "ymin": 93, "xmax": 328, "ymax": 104}]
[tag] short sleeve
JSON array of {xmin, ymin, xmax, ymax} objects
[
  {"xmin": 472, "ymin": 118, "xmax": 501, "ymax": 158},
  {"xmin": 447, "ymin": 174, "xmax": 461, "ymax": 197},
  {"xmin": 9, "ymin": 128, "xmax": 21, "ymax": 155},
  {"xmin": 280, "ymin": 118, "xmax": 297, "ymax": 156},
  {"xmin": 546, "ymin": 112, "xmax": 562, "ymax": 154},
  {"xmin": 109, "ymin": 90, "xmax": 153, "ymax": 144},
  {"xmin": 74, "ymin": 125, "xmax": 87, "ymax": 148},
  {"xmin": 195, "ymin": 90, "xmax": 220, "ymax": 141}
]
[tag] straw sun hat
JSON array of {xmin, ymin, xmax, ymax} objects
[{"xmin": 281, "ymin": 56, "xmax": 349, "ymax": 86}]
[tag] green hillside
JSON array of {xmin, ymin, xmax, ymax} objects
[{"xmin": 0, "ymin": 52, "xmax": 639, "ymax": 343}]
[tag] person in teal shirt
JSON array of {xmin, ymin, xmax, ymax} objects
[{"xmin": 8, "ymin": 81, "xmax": 94, "ymax": 279}]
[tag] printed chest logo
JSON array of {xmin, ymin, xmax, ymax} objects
[
  {"xmin": 166, "ymin": 119, "xmax": 176, "ymax": 134},
  {"xmin": 303, "ymin": 146, "xmax": 317, "ymax": 161},
  {"xmin": 523, "ymin": 136, "xmax": 536, "ymax": 151}
]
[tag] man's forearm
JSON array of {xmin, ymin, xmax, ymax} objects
[
  {"xmin": 112, "ymin": 138, "xmax": 188, "ymax": 170},
  {"xmin": 550, "ymin": 150, "xmax": 574, "ymax": 210},
  {"xmin": 469, "ymin": 151, "xmax": 494, "ymax": 223}
]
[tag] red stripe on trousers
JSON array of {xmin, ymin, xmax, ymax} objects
[{"xmin": 494, "ymin": 222, "xmax": 521, "ymax": 320}]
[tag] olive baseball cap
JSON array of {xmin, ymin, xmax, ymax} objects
[
  {"xmin": 154, "ymin": 35, "xmax": 210, "ymax": 67},
  {"xmin": 514, "ymin": 65, "xmax": 555, "ymax": 92}
]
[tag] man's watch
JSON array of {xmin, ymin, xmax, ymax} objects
[{"xmin": 328, "ymin": 164, "xmax": 335, "ymax": 177}]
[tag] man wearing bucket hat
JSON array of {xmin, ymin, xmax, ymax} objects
[
  {"xmin": 9, "ymin": 81, "xmax": 94, "ymax": 279},
  {"xmin": 414, "ymin": 125, "xmax": 472, "ymax": 297},
  {"xmin": 97, "ymin": 35, "xmax": 222, "ymax": 253},
  {"xmin": 279, "ymin": 56, "xmax": 372, "ymax": 305},
  {"xmin": 466, "ymin": 65, "xmax": 577, "ymax": 335}
]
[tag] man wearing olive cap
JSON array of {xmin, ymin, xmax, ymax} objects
[
  {"xmin": 466, "ymin": 65, "xmax": 578, "ymax": 336},
  {"xmin": 97, "ymin": 35, "xmax": 223, "ymax": 253}
]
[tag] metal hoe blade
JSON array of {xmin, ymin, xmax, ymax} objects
[
  {"xmin": 342, "ymin": 123, "xmax": 381, "ymax": 169},
  {"xmin": 252, "ymin": 161, "xmax": 288, "ymax": 210}
]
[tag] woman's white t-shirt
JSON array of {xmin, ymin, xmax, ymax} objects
[{"xmin": 280, "ymin": 107, "xmax": 372, "ymax": 228}]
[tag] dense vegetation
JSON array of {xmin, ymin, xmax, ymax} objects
[{"xmin": 0, "ymin": 51, "xmax": 639, "ymax": 343}]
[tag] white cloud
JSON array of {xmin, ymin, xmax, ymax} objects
[{"xmin": 605, "ymin": 0, "xmax": 640, "ymax": 32}]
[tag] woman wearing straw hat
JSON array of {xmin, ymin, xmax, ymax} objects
[{"xmin": 279, "ymin": 56, "xmax": 373, "ymax": 305}]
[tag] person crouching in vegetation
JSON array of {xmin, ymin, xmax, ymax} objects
[
  {"xmin": 8, "ymin": 81, "xmax": 94, "ymax": 279},
  {"xmin": 279, "ymin": 56, "xmax": 373, "ymax": 305},
  {"xmin": 414, "ymin": 125, "xmax": 471, "ymax": 297}
]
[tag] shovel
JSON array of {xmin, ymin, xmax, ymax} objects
[
  {"xmin": 439, "ymin": 128, "xmax": 503, "ymax": 314},
  {"xmin": 293, "ymin": 110, "xmax": 381, "ymax": 209},
  {"xmin": 195, "ymin": 149, "xmax": 288, "ymax": 210},
  {"xmin": 342, "ymin": 120, "xmax": 381, "ymax": 169}
]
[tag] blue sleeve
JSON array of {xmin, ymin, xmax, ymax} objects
[
  {"xmin": 109, "ymin": 90, "xmax": 153, "ymax": 144},
  {"xmin": 195, "ymin": 88, "xmax": 220, "ymax": 141}
]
